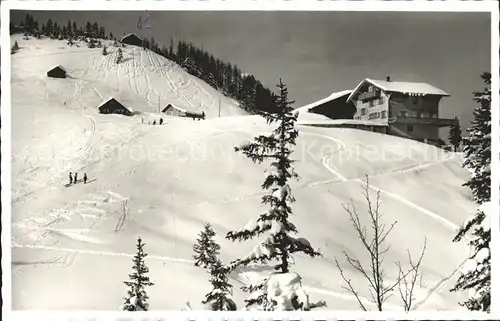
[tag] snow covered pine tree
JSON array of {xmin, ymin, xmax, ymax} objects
[
  {"xmin": 450, "ymin": 72, "xmax": 491, "ymax": 311},
  {"xmin": 202, "ymin": 258, "xmax": 238, "ymax": 311},
  {"xmin": 226, "ymin": 78, "xmax": 321, "ymax": 311},
  {"xmin": 193, "ymin": 223, "xmax": 221, "ymax": 269},
  {"xmin": 121, "ymin": 236, "xmax": 154, "ymax": 311}
]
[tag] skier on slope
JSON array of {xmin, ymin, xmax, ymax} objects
[
  {"xmin": 69, "ymin": 172, "xmax": 73, "ymax": 184},
  {"xmin": 153, "ymin": 120, "xmax": 156, "ymax": 125},
  {"xmin": 159, "ymin": 118, "xmax": 163, "ymax": 125},
  {"xmin": 83, "ymin": 173, "xmax": 88, "ymax": 184},
  {"xmin": 74, "ymin": 172, "xmax": 78, "ymax": 184}
]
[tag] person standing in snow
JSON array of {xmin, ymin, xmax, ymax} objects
[
  {"xmin": 74, "ymin": 172, "xmax": 78, "ymax": 184},
  {"xmin": 69, "ymin": 172, "xmax": 73, "ymax": 184},
  {"xmin": 159, "ymin": 118, "xmax": 163, "ymax": 125},
  {"xmin": 202, "ymin": 111, "xmax": 206, "ymax": 120},
  {"xmin": 153, "ymin": 120, "xmax": 156, "ymax": 125},
  {"xmin": 84, "ymin": 173, "xmax": 88, "ymax": 184}
]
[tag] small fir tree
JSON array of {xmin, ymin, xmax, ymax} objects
[
  {"xmin": 193, "ymin": 223, "xmax": 221, "ymax": 268},
  {"xmin": 226, "ymin": 78, "xmax": 321, "ymax": 310},
  {"xmin": 121, "ymin": 236, "xmax": 154, "ymax": 311},
  {"xmin": 448, "ymin": 118, "xmax": 462, "ymax": 152},
  {"xmin": 202, "ymin": 258, "xmax": 237, "ymax": 311},
  {"xmin": 116, "ymin": 48, "xmax": 123, "ymax": 64},
  {"xmin": 450, "ymin": 72, "xmax": 491, "ymax": 311},
  {"xmin": 102, "ymin": 44, "xmax": 108, "ymax": 56}
]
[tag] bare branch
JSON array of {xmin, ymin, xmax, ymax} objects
[
  {"xmin": 334, "ymin": 257, "xmax": 368, "ymax": 311},
  {"xmin": 395, "ymin": 238, "xmax": 427, "ymax": 311},
  {"xmin": 336, "ymin": 176, "xmax": 427, "ymax": 311}
]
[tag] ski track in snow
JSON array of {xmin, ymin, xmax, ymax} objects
[
  {"xmin": 305, "ymin": 129, "xmax": 471, "ymax": 309},
  {"xmin": 12, "ymin": 243, "xmax": 194, "ymax": 264}
]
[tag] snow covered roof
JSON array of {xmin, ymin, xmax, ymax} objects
[
  {"xmin": 49, "ymin": 65, "xmax": 67, "ymax": 73},
  {"xmin": 346, "ymin": 78, "xmax": 450, "ymax": 102},
  {"xmin": 99, "ymin": 97, "xmax": 132, "ymax": 111},
  {"xmin": 163, "ymin": 103, "xmax": 203, "ymax": 116},
  {"xmin": 295, "ymin": 90, "xmax": 352, "ymax": 113},
  {"xmin": 120, "ymin": 33, "xmax": 141, "ymax": 41}
]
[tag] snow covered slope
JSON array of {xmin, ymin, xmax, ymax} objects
[
  {"xmin": 10, "ymin": 35, "xmax": 473, "ymax": 311},
  {"xmin": 11, "ymin": 36, "xmax": 246, "ymax": 118}
]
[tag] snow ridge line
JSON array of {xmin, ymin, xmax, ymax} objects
[{"xmin": 11, "ymin": 243, "xmax": 194, "ymax": 264}]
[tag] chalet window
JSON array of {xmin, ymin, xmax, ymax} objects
[
  {"xmin": 379, "ymin": 97, "xmax": 385, "ymax": 105},
  {"xmin": 407, "ymin": 125, "xmax": 414, "ymax": 132},
  {"xmin": 369, "ymin": 112, "xmax": 379, "ymax": 120},
  {"xmin": 381, "ymin": 110, "xmax": 387, "ymax": 118},
  {"xmin": 361, "ymin": 108, "xmax": 367, "ymax": 116},
  {"xmin": 369, "ymin": 100, "xmax": 375, "ymax": 107}
]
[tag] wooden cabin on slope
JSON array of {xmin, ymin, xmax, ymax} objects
[
  {"xmin": 98, "ymin": 98, "xmax": 133, "ymax": 116},
  {"xmin": 162, "ymin": 103, "xmax": 205, "ymax": 119},
  {"xmin": 47, "ymin": 65, "xmax": 67, "ymax": 79},
  {"xmin": 120, "ymin": 33, "xmax": 143, "ymax": 47}
]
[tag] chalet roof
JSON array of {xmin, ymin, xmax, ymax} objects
[
  {"xmin": 163, "ymin": 103, "xmax": 203, "ymax": 116},
  {"xmin": 49, "ymin": 65, "xmax": 67, "ymax": 73},
  {"xmin": 346, "ymin": 78, "xmax": 450, "ymax": 102},
  {"xmin": 99, "ymin": 98, "xmax": 131, "ymax": 111},
  {"xmin": 120, "ymin": 33, "xmax": 142, "ymax": 41},
  {"xmin": 295, "ymin": 90, "xmax": 352, "ymax": 113}
]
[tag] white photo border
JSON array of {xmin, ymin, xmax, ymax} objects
[{"xmin": 1, "ymin": 1, "xmax": 499, "ymax": 320}]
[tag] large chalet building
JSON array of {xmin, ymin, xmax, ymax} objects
[{"xmin": 346, "ymin": 77, "xmax": 458, "ymax": 145}]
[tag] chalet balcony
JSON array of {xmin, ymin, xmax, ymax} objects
[{"xmin": 392, "ymin": 116, "xmax": 459, "ymax": 127}]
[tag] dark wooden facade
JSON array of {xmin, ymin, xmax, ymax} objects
[
  {"xmin": 308, "ymin": 92, "xmax": 356, "ymax": 120},
  {"xmin": 98, "ymin": 98, "xmax": 132, "ymax": 116}
]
